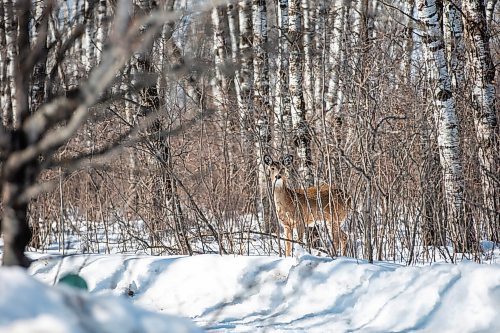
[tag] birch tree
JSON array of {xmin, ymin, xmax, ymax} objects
[
  {"xmin": 31, "ymin": 1, "xmax": 49, "ymax": 112},
  {"xmin": 312, "ymin": 0, "xmax": 326, "ymax": 112},
  {"xmin": 443, "ymin": 0, "xmax": 465, "ymax": 89},
  {"xmin": 227, "ymin": 2, "xmax": 241, "ymax": 112},
  {"xmin": 211, "ymin": 6, "xmax": 229, "ymax": 116},
  {"xmin": 418, "ymin": 0, "xmax": 475, "ymax": 252},
  {"xmin": 485, "ymin": 0, "xmax": 498, "ymax": 26},
  {"xmin": 3, "ymin": 0, "xmax": 16, "ymax": 127},
  {"xmin": 463, "ymin": 0, "xmax": 499, "ymax": 241},
  {"xmin": 274, "ymin": 0, "xmax": 293, "ymax": 152},
  {"xmin": 289, "ymin": 0, "xmax": 313, "ymax": 185},
  {"xmin": 237, "ymin": 1, "xmax": 253, "ymax": 164},
  {"xmin": 301, "ymin": 0, "xmax": 314, "ymax": 115},
  {"xmin": 95, "ymin": 0, "xmax": 108, "ymax": 62},
  {"xmin": 83, "ymin": 0, "xmax": 95, "ymax": 72},
  {"xmin": 252, "ymin": 0, "xmax": 272, "ymax": 222},
  {"xmin": 325, "ymin": 0, "xmax": 348, "ymax": 147},
  {"xmin": 0, "ymin": 3, "xmax": 7, "ymax": 124}
]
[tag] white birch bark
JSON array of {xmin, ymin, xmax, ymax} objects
[
  {"xmin": 289, "ymin": 0, "xmax": 313, "ymax": 186},
  {"xmin": 485, "ymin": 0, "xmax": 498, "ymax": 26},
  {"xmin": 238, "ymin": 1, "xmax": 253, "ymax": 152},
  {"xmin": 463, "ymin": 0, "xmax": 499, "ymax": 240},
  {"xmin": 325, "ymin": 0, "xmax": 347, "ymax": 116},
  {"xmin": 211, "ymin": 6, "xmax": 229, "ymax": 111},
  {"xmin": 274, "ymin": 0, "xmax": 293, "ymax": 152},
  {"xmin": 227, "ymin": 3, "xmax": 241, "ymax": 109},
  {"xmin": 31, "ymin": 0, "xmax": 48, "ymax": 112},
  {"xmin": 95, "ymin": 0, "xmax": 108, "ymax": 63},
  {"xmin": 313, "ymin": 0, "xmax": 326, "ymax": 112},
  {"xmin": 401, "ymin": 0, "xmax": 415, "ymax": 83},
  {"xmin": 418, "ymin": 0, "xmax": 473, "ymax": 251},
  {"xmin": 252, "ymin": 0, "xmax": 272, "ymax": 218},
  {"xmin": 325, "ymin": 0, "xmax": 349, "ymax": 148},
  {"xmin": 69, "ymin": 0, "xmax": 82, "ymax": 89},
  {"xmin": 83, "ymin": 0, "xmax": 95, "ymax": 72},
  {"xmin": 0, "ymin": 3, "xmax": 7, "ymax": 125},
  {"xmin": 212, "ymin": 6, "xmax": 235, "ymax": 171},
  {"xmin": 301, "ymin": 0, "xmax": 313, "ymax": 115},
  {"xmin": 443, "ymin": 0, "xmax": 465, "ymax": 89},
  {"xmin": 4, "ymin": 0, "xmax": 16, "ymax": 127}
]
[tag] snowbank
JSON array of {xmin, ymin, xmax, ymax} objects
[
  {"xmin": 0, "ymin": 267, "xmax": 201, "ymax": 333},
  {"xmin": 28, "ymin": 253, "xmax": 500, "ymax": 332}
]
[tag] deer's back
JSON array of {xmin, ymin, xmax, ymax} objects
[{"xmin": 275, "ymin": 185, "xmax": 349, "ymax": 227}]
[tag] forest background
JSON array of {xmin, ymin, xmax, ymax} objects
[{"xmin": 0, "ymin": 0, "xmax": 498, "ymax": 267}]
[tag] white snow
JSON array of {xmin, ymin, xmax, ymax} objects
[
  {"xmin": 6, "ymin": 250, "xmax": 494, "ymax": 332},
  {"xmin": 0, "ymin": 266, "xmax": 201, "ymax": 333}
]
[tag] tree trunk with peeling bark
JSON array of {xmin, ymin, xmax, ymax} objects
[
  {"xmin": 211, "ymin": 6, "xmax": 229, "ymax": 112},
  {"xmin": 227, "ymin": 2, "xmax": 241, "ymax": 111},
  {"xmin": 31, "ymin": 1, "xmax": 48, "ymax": 112},
  {"xmin": 274, "ymin": 0, "xmax": 293, "ymax": 153},
  {"xmin": 95, "ymin": 0, "xmax": 107, "ymax": 62},
  {"xmin": 289, "ymin": 0, "xmax": 313, "ymax": 186},
  {"xmin": 301, "ymin": 0, "xmax": 313, "ymax": 115},
  {"xmin": 418, "ymin": 0, "xmax": 476, "ymax": 252},
  {"xmin": 325, "ymin": 0, "xmax": 347, "ymax": 148},
  {"xmin": 252, "ymin": 0, "xmax": 272, "ymax": 226},
  {"xmin": 485, "ymin": 0, "xmax": 497, "ymax": 26},
  {"xmin": 0, "ymin": 3, "xmax": 7, "ymax": 125},
  {"xmin": 4, "ymin": 0, "xmax": 16, "ymax": 127},
  {"xmin": 443, "ymin": 0, "xmax": 465, "ymax": 90},
  {"xmin": 238, "ymin": 1, "xmax": 253, "ymax": 165},
  {"xmin": 312, "ymin": 0, "xmax": 326, "ymax": 113},
  {"xmin": 83, "ymin": 0, "xmax": 95, "ymax": 72},
  {"xmin": 463, "ymin": 0, "xmax": 499, "ymax": 241}
]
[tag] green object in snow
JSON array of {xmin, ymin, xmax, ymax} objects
[{"xmin": 58, "ymin": 273, "xmax": 88, "ymax": 291}]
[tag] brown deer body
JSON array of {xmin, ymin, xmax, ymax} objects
[{"xmin": 264, "ymin": 155, "xmax": 349, "ymax": 257}]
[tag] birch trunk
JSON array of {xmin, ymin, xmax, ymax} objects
[
  {"xmin": 485, "ymin": 0, "xmax": 497, "ymax": 26},
  {"xmin": 313, "ymin": 0, "xmax": 326, "ymax": 112},
  {"xmin": 463, "ymin": 0, "xmax": 499, "ymax": 241},
  {"xmin": 289, "ymin": 0, "xmax": 313, "ymax": 186},
  {"xmin": 301, "ymin": 0, "xmax": 314, "ymax": 115},
  {"xmin": 325, "ymin": 0, "xmax": 348, "ymax": 149},
  {"xmin": 443, "ymin": 0, "xmax": 465, "ymax": 89},
  {"xmin": 4, "ymin": 0, "xmax": 16, "ymax": 127},
  {"xmin": 0, "ymin": 3, "xmax": 7, "ymax": 125},
  {"xmin": 227, "ymin": 3, "xmax": 241, "ymax": 109},
  {"xmin": 252, "ymin": 0, "xmax": 272, "ymax": 223},
  {"xmin": 69, "ymin": 0, "xmax": 82, "ymax": 89},
  {"xmin": 211, "ymin": 6, "xmax": 229, "ymax": 111},
  {"xmin": 238, "ymin": 1, "xmax": 253, "ymax": 159},
  {"xmin": 95, "ymin": 0, "xmax": 107, "ymax": 63},
  {"xmin": 83, "ymin": 0, "xmax": 95, "ymax": 72},
  {"xmin": 401, "ymin": 0, "xmax": 415, "ymax": 83},
  {"xmin": 31, "ymin": 1, "xmax": 48, "ymax": 112},
  {"xmin": 274, "ymin": 0, "xmax": 293, "ymax": 152},
  {"xmin": 418, "ymin": 0, "xmax": 475, "ymax": 252}
]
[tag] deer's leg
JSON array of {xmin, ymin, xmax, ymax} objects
[
  {"xmin": 297, "ymin": 222, "xmax": 305, "ymax": 247},
  {"xmin": 284, "ymin": 226, "xmax": 293, "ymax": 257},
  {"xmin": 339, "ymin": 230, "xmax": 348, "ymax": 256},
  {"xmin": 332, "ymin": 223, "xmax": 347, "ymax": 255}
]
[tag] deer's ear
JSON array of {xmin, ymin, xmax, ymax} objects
[
  {"xmin": 263, "ymin": 154, "xmax": 273, "ymax": 166},
  {"xmin": 282, "ymin": 155, "xmax": 293, "ymax": 166}
]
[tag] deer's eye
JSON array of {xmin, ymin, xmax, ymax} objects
[{"xmin": 271, "ymin": 167, "xmax": 275, "ymax": 171}]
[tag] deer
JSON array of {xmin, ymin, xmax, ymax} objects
[{"xmin": 264, "ymin": 154, "xmax": 350, "ymax": 257}]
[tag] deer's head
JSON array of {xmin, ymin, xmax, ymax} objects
[{"xmin": 263, "ymin": 154, "xmax": 293, "ymax": 188}]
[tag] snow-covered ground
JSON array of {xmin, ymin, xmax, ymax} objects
[
  {"xmin": 2, "ymin": 228, "xmax": 500, "ymax": 332},
  {"xmin": 0, "ymin": 266, "xmax": 201, "ymax": 333},
  {"xmin": 0, "ymin": 250, "xmax": 490, "ymax": 332}
]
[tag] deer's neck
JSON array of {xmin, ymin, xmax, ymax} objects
[{"xmin": 273, "ymin": 179, "xmax": 294, "ymax": 203}]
